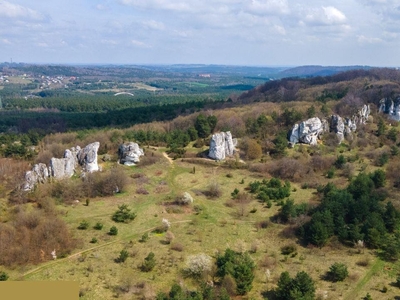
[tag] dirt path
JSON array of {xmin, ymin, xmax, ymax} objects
[
  {"xmin": 163, "ymin": 152, "xmax": 173, "ymax": 164},
  {"xmin": 22, "ymin": 220, "xmax": 191, "ymax": 278}
]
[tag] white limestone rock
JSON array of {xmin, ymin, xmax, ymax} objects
[
  {"xmin": 118, "ymin": 142, "xmax": 144, "ymax": 165},
  {"xmin": 23, "ymin": 163, "xmax": 49, "ymax": 191},
  {"xmin": 209, "ymin": 131, "xmax": 236, "ymax": 160},
  {"xmin": 379, "ymin": 98, "xmax": 400, "ymax": 121},
  {"xmin": 77, "ymin": 142, "xmax": 100, "ymax": 172},
  {"xmin": 289, "ymin": 117, "xmax": 326, "ymax": 146}
]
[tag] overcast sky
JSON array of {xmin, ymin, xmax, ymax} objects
[{"xmin": 1, "ymin": 0, "xmax": 399, "ymax": 66}]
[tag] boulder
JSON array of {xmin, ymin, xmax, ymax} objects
[
  {"xmin": 118, "ymin": 142, "xmax": 144, "ymax": 165},
  {"xmin": 23, "ymin": 163, "xmax": 49, "ymax": 191},
  {"xmin": 77, "ymin": 142, "xmax": 100, "ymax": 172},
  {"xmin": 289, "ymin": 117, "xmax": 326, "ymax": 146},
  {"xmin": 209, "ymin": 131, "xmax": 236, "ymax": 160}
]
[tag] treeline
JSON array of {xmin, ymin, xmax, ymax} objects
[
  {"xmin": 0, "ymin": 99, "xmax": 224, "ymax": 134},
  {"xmin": 2, "ymin": 94, "xmax": 223, "ymax": 113},
  {"xmin": 238, "ymin": 68, "xmax": 400, "ymax": 105}
]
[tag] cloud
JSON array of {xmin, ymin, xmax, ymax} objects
[
  {"xmin": 246, "ymin": 0, "xmax": 289, "ymax": 16},
  {"xmin": 1, "ymin": 38, "xmax": 12, "ymax": 45},
  {"xmin": 96, "ymin": 4, "xmax": 110, "ymax": 11},
  {"xmin": 131, "ymin": 39, "xmax": 151, "ymax": 48},
  {"xmin": 142, "ymin": 20, "xmax": 165, "ymax": 31},
  {"xmin": 303, "ymin": 6, "xmax": 347, "ymax": 26},
  {"xmin": 0, "ymin": 1, "xmax": 46, "ymax": 21},
  {"xmin": 358, "ymin": 35, "xmax": 383, "ymax": 44}
]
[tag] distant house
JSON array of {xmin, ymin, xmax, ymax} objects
[{"xmin": 199, "ymin": 74, "xmax": 211, "ymax": 78}]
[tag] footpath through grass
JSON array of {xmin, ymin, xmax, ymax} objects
[{"xmin": 344, "ymin": 258, "xmax": 385, "ymax": 300}]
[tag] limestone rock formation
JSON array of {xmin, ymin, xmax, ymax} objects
[
  {"xmin": 379, "ymin": 97, "xmax": 400, "ymax": 121},
  {"xmin": 118, "ymin": 142, "xmax": 144, "ymax": 166},
  {"xmin": 77, "ymin": 142, "xmax": 100, "ymax": 172},
  {"xmin": 289, "ymin": 117, "xmax": 326, "ymax": 146},
  {"xmin": 23, "ymin": 163, "xmax": 49, "ymax": 191},
  {"xmin": 209, "ymin": 131, "xmax": 236, "ymax": 160},
  {"xmin": 182, "ymin": 192, "xmax": 194, "ymax": 204},
  {"xmin": 330, "ymin": 115, "xmax": 345, "ymax": 144},
  {"xmin": 23, "ymin": 142, "xmax": 100, "ymax": 191}
]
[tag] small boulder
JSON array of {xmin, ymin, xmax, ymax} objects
[{"xmin": 118, "ymin": 142, "xmax": 144, "ymax": 165}]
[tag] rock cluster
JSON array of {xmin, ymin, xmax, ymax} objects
[
  {"xmin": 23, "ymin": 142, "xmax": 100, "ymax": 191},
  {"xmin": 208, "ymin": 131, "xmax": 237, "ymax": 160},
  {"xmin": 118, "ymin": 142, "xmax": 144, "ymax": 166},
  {"xmin": 379, "ymin": 97, "xmax": 400, "ymax": 121},
  {"xmin": 289, "ymin": 105, "xmax": 370, "ymax": 146}
]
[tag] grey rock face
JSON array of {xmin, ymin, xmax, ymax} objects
[
  {"xmin": 330, "ymin": 115, "xmax": 345, "ymax": 144},
  {"xmin": 209, "ymin": 131, "xmax": 236, "ymax": 160},
  {"xmin": 289, "ymin": 117, "xmax": 326, "ymax": 146},
  {"xmin": 379, "ymin": 97, "xmax": 400, "ymax": 121},
  {"xmin": 23, "ymin": 163, "xmax": 49, "ymax": 191},
  {"xmin": 77, "ymin": 142, "xmax": 100, "ymax": 172},
  {"xmin": 118, "ymin": 142, "xmax": 144, "ymax": 165},
  {"xmin": 23, "ymin": 142, "xmax": 100, "ymax": 190}
]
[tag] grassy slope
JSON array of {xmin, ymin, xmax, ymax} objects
[{"xmin": 6, "ymin": 148, "xmax": 394, "ymax": 299}]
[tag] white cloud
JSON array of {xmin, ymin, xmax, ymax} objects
[
  {"xmin": 246, "ymin": 0, "xmax": 289, "ymax": 16},
  {"xmin": 0, "ymin": 1, "xmax": 46, "ymax": 21},
  {"xmin": 131, "ymin": 39, "xmax": 151, "ymax": 48},
  {"xmin": 358, "ymin": 35, "xmax": 383, "ymax": 43},
  {"xmin": 142, "ymin": 20, "xmax": 165, "ymax": 31},
  {"xmin": 274, "ymin": 25, "xmax": 286, "ymax": 35},
  {"xmin": 1, "ymin": 38, "xmax": 12, "ymax": 45},
  {"xmin": 304, "ymin": 6, "xmax": 347, "ymax": 26}
]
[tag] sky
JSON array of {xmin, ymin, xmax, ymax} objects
[{"xmin": 0, "ymin": 0, "xmax": 400, "ymax": 66}]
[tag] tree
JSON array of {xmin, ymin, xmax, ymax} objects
[
  {"xmin": 377, "ymin": 118, "xmax": 386, "ymax": 136},
  {"xmin": 216, "ymin": 249, "xmax": 255, "ymax": 295},
  {"xmin": 0, "ymin": 271, "xmax": 9, "ymax": 281},
  {"xmin": 370, "ymin": 169, "xmax": 386, "ymax": 188},
  {"xmin": 195, "ymin": 114, "xmax": 211, "ymax": 138},
  {"xmin": 141, "ymin": 252, "xmax": 156, "ymax": 272},
  {"xmin": 185, "ymin": 254, "xmax": 212, "ymax": 277},
  {"xmin": 326, "ymin": 263, "xmax": 348, "ymax": 282},
  {"xmin": 109, "ymin": 226, "xmax": 118, "ymax": 235},
  {"xmin": 308, "ymin": 221, "xmax": 329, "ymax": 248},
  {"xmin": 116, "ymin": 249, "xmax": 129, "ymax": 263},
  {"xmin": 387, "ymin": 127, "xmax": 398, "ymax": 142},
  {"xmin": 242, "ymin": 138, "xmax": 262, "ymax": 160},
  {"xmin": 276, "ymin": 271, "xmax": 315, "ymax": 300},
  {"xmin": 112, "ymin": 204, "xmax": 136, "ymax": 223}
]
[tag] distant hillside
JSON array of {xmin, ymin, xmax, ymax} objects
[
  {"xmin": 278, "ymin": 65, "xmax": 372, "ymax": 78},
  {"xmin": 238, "ymin": 68, "xmax": 400, "ymax": 106}
]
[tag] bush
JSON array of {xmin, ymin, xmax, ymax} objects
[
  {"xmin": 141, "ymin": 252, "xmax": 156, "ymax": 272},
  {"xmin": 281, "ymin": 244, "xmax": 297, "ymax": 255},
  {"xmin": 205, "ymin": 182, "xmax": 222, "ymax": 198},
  {"xmin": 109, "ymin": 226, "xmax": 118, "ymax": 236},
  {"xmin": 276, "ymin": 271, "xmax": 315, "ymax": 300},
  {"xmin": 78, "ymin": 220, "xmax": 90, "ymax": 230},
  {"xmin": 326, "ymin": 262, "xmax": 348, "ymax": 282},
  {"xmin": 0, "ymin": 271, "xmax": 9, "ymax": 281},
  {"xmin": 93, "ymin": 222, "xmax": 103, "ymax": 230},
  {"xmin": 90, "ymin": 237, "xmax": 98, "ymax": 244},
  {"xmin": 112, "ymin": 204, "xmax": 136, "ymax": 223},
  {"xmin": 185, "ymin": 253, "xmax": 212, "ymax": 277},
  {"xmin": 116, "ymin": 249, "xmax": 129, "ymax": 263},
  {"xmin": 139, "ymin": 232, "xmax": 149, "ymax": 243}
]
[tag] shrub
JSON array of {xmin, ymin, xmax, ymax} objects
[
  {"xmin": 93, "ymin": 222, "xmax": 103, "ymax": 230},
  {"xmin": 165, "ymin": 231, "xmax": 175, "ymax": 244},
  {"xmin": 78, "ymin": 220, "xmax": 90, "ymax": 230},
  {"xmin": 141, "ymin": 252, "xmax": 156, "ymax": 272},
  {"xmin": 205, "ymin": 182, "xmax": 222, "ymax": 198},
  {"xmin": 90, "ymin": 237, "xmax": 97, "ymax": 244},
  {"xmin": 116, "ymin": 249, "xmax": 129, "ymax": 263},
  {"xmin": 112, "ymin": 204, "xmax": 136, "ymax": 223},
  {"xmin": 276, "ymin": 271, "xmax": 315, "ymax": 300},
  {"xmin": 0, "ymin": 271, "xmax": 9, "ymax": 281},
  {"xmin": 171, "ymin": 243, "xmax": 184, "ymax": 252},
  {"xmin": 281, "ymin": 244, "xmax": 297, "ymax": 255},
  {"xmin": 109, "ymin": 226, "xmax": 118, "ymax": 236},
  {"xmin": 335, "ymin": 155, "xmax": 346, "ymax": 169},
  {"xmin": 139, "ymin": 232, "xmax": 149, "ymax": 243},
  {"xmin": 185, "ymin": 253, "xmax": 212, "ymax": 277},
  {"xmin": 326, "ymin": 262, "xmax": 348, "ymax": 282}
]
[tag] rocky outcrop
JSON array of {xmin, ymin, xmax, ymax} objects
[
  {"xmin": 23, "ymin": 142, "xmax": 100, "ymax": 191},
  {"xmin": 77, "ymin": 142, "xmax": 99, "ymax": 172},
  {"xmin": 379, "ymin": 97, "xmax": 400, "ymax": 121},
  {"xmin": 118, "ymin": 142, "xmax": 144, "ymax": 166},
  {"xmin": 289, "ymin": 117, "xmax": 327, "ymax": 146},
  {"xmin": 23, "ymin": 163, "xmax": 49, "ymax": 191},
  {"xmin": 209, "ymin": 131, "xmax": 236, "ymax": 160},
  {"xmin": 289, "ymin": 105, "xmax": 368, "ymax": 146}
]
